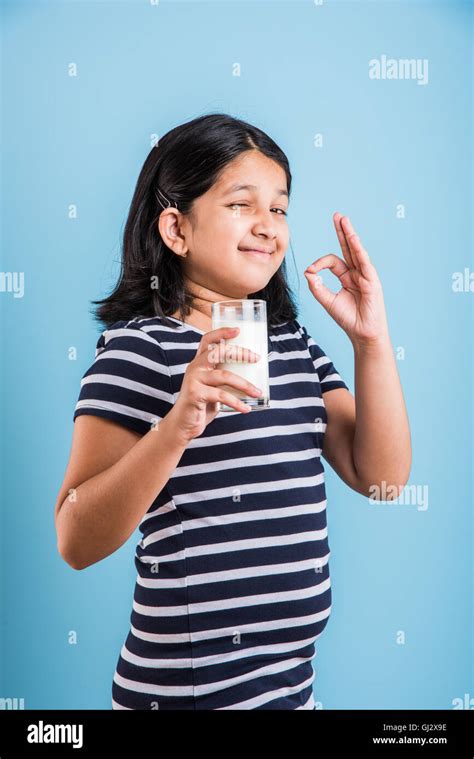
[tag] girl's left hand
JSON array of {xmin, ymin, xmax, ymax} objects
[{"xmin": 304, "ymin": 213, "xmax": 389, "ymax": 345}]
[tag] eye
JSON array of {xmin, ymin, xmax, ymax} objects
[{"xmin": 228, "ymin": 203, "xmax": 288, "ymax": 216}]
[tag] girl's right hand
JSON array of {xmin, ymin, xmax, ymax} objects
[{"xmin": 167, "ymin": 327, "xmax": 262, "ymax": 445}]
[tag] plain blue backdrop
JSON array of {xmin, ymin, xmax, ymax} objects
[{"xmin": 1, "ymin": 0, "xmax": 472, "ymax": 709}]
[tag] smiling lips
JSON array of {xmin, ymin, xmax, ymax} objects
[{"xmin": 239, "ymin": 246, "xmax": 275, "ymax": 260}]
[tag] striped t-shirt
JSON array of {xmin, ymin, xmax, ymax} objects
[{"xmin": 73, "ymin": 314, "xmax": 349, "ymax": 710}]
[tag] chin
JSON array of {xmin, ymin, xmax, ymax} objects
[{"xmin": 238, "ymin": 276, "xmax": 273, "ymax": 294}]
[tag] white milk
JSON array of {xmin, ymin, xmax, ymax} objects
[{"xmin": 212, "ymin": 314, "xmax": 270, "ymax": 411}]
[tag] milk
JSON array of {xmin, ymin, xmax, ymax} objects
[{"xmin": 212, "ymin": 310, "xmax": 270, "ymax": 411}]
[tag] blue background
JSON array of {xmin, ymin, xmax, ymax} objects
[{"xmin": 1, "ymin": 0, "xmax": 472, "ymax": 709}]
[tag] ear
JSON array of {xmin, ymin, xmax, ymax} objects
[{"xmin": 157, "ymin": 208, "xmax": 188, "ymax": 256}]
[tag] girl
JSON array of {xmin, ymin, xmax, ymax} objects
[{"xmin": 54, "ymin": 113, "xmax": 411, "ymax": 710}]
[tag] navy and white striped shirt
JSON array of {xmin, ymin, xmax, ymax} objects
[{"xmin": 73, "ymin": 315, "xmax": 349, "ymax": 710}]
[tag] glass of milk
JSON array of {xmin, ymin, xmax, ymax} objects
[{"xmin": 211, "ymin": 299, "xmax": 270, "ymax": 412}]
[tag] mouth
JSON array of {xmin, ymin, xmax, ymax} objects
[{"xmin": 239, "ymin": 247, "xmax": 275, "ymax": 261}]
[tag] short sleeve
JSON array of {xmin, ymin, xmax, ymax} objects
[
  {"xmin": 73, "ymin": 320, "xmax": 174, "ymax": 435},
  {"xmin": 295, "ymin": 320, "xmax": 350, "ymax": 393}
]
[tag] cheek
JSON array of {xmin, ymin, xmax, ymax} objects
[
  {"xmin": 194, "ymin": 215, "xmax": 235, "ymax": 248},
  {"xmin": 210, "ymin": 211, "xmax": 245, "ymax": 236},
  {"xmin": 222, "ymin": 212, "xmax": 247, "ymax": 231},
  {"xmin": 279, "ymin": 226, "xmax": 290, "ymax": 250}
]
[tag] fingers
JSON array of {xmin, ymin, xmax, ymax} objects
[
  {"xmin": 216, "ymin": 391, "xmax": 253, "ymax": 414},
  {"xmin": 203, "ymin": 342, "xmax": 261, "ymax": 370},
  {"xmin": 304, "ymin": 254, "xmax": 346, "ymax": 311},
  {"xmin": 339, "ymin": 217, "xmax": 374, "ymax": 280},
  {"xmin": 194, "ymin": 380, "xmax": 257, "ymax": 414},
  {"xmin": 196, "ymin": 326, "xmax": 261, "ymax": 365},
  {"xmin": 339, "ymin": 215, "xmax": 360, "ymax": 273},
  {"xmin": 205, "ymin": 367, "xmax": 263, "ymax": 398},
  {"xmin": 304, "ymin": 267, "xmax": 338, "ymax": 313},
  {"xmin": 189, "ymin": 380, "xmax": 254, "ymax": 414},
  {"xmin": 192, "ymin": 329, "xmax": 263, "ymax": 414},
  {"xmin": 333, "ymin": 212, "xmax": 356, "ymax": 270},
  {"xmin": 305, "ymin": 253, "xmax": 349, "ymax": 281},
  {"xmin": 195, "ymin": 326, "xmax": 241, "ymax": 358},
  {"xmin": 305, "ymin": 214, "xmax": 374, "ymax": 284}
]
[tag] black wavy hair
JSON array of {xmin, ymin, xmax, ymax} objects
[{"xmin": 91, "ymin": 112, "xmax": 299, "ymax": 331}]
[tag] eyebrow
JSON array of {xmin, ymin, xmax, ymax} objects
[{"xmin": 221, "ymin": 183, "xmax": 289, "ymax": 199}]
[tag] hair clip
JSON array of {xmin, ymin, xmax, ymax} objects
[{"xmin": 156, "ymin": 186, "xmax": 178, "ymax": 211}]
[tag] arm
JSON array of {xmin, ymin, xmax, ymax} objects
[
  {"xmin": 56, "ymin": 324, "xmax": 259, "ymax": 571},
  {"xmin": 55, "ymin": 411, "xmax": 188, "ymax": 571},
  {"xmin": 322, "ymin": 335, "xmax": 412, "ymax": 498},
  {"xmin": 305, "ymin": 212, "xmax": 412, "ymax": 499}
]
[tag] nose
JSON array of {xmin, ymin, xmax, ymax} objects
[{"xmin": 252, "ymin": 209, "xmax": 278, "ymax": 241}]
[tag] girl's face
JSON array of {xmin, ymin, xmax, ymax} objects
[{"xmin": 161, "ymin": 150, "xmax": 290, "ymax": 299}]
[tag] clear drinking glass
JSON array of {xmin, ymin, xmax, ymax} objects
[{"xmin": 211, "ymin": 299, "xmax": 270, "ymax": 412}]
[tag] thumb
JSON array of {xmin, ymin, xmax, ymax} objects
[{"xmin": 304, "ymin": 270, "xmax": 337, "ymax": 313}]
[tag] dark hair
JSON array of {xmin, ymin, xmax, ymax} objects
[{"xmin": 91, "ymin": 113, "xmax": 299, "ymax": 331}]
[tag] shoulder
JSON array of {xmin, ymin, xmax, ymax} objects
[
  {"xmin": 287, "ymin": 318, "xmax": 310, "ymax": 344},
  {"xmin": 269, "ymin": 318, "xmax": 306, "ymax": 336},
  {"xmin": 89, "ymin": 319, "xmax": 171, "ymax": 376},
  {"xmin": 75, "ymin": 318, "xmax": 174, "ymax": 434},
  {"xmin": 289, "ymin": 318, "xmax": 325, "ymax": 355},
  {"xmin": 95, "ymin": 318, "xmax": 166, "ymax": 356},
  {"xmin": 267, "ymin": 319, "xmax": 307, "ymax": 355}
]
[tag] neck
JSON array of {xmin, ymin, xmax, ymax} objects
[{"xmin": 185, "ymin": 279, "xmax": 248, "ymax": 320}]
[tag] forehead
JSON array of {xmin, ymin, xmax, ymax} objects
[{"xmin": 212, "ymin": 152, "xmax": 288, "ymax": 197}]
